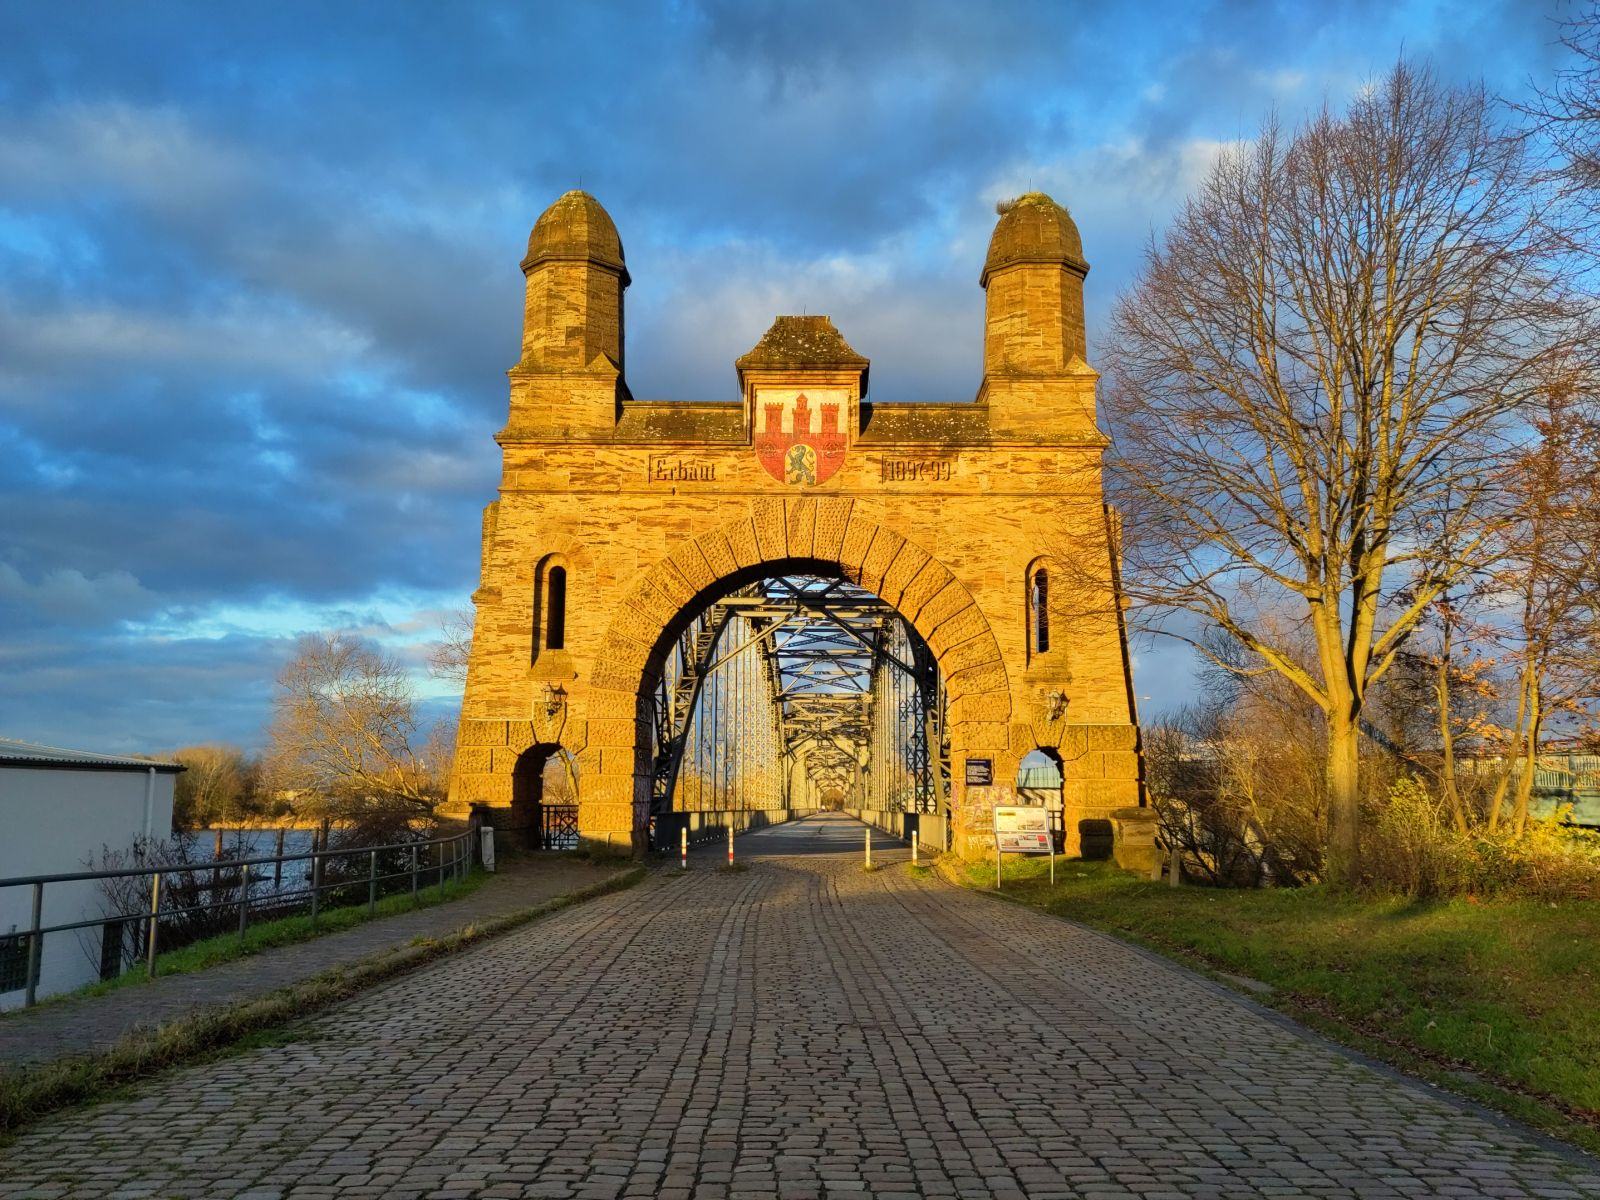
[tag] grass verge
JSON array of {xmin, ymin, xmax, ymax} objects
[
  {"xmin": 0, "ymin": 866, "xmax": 645, "ymax": 1137},
  {"xmin": 62, "ymin": 870, "xmax": 490, "ymax": 1003},
  {"xmin": 952, "ymin": 855, "xmax": 1600, "ymax": 1155}
]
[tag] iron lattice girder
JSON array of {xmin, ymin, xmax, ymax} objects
[{"xmin": 650, "ymin": 576, "xmax": 944, "ymax": 810}]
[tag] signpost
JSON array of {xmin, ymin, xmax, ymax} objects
[{"xmin": 993, "ymin": 804, "xmax": 1054, "ymax": 890}]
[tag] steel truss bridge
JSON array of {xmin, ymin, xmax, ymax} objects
[{"xmin": 648, "ymin": 576, "xmax": 949, "ymax": 836}]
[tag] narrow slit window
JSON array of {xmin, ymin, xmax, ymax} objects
[
  {"xmin": 1032, "ymin": 569, "xmax": 1050, "ymax": 654},
  {"xmin": 546, "ymin": 566, "xmax": 567, "ymax": 651}
]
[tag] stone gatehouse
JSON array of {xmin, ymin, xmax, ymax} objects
[{"xmin": 446, "ymin": 189, "xmax": 1143, "ymax": 856}]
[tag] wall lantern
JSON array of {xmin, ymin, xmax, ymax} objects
[{"xmin": 543, "ymin": 682, "xmax": 568, "ymax": 717}]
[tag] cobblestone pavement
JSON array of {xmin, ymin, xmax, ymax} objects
[
  {"xmin": 3, "ymin": 812, "xmax": 1597, "ymax": 1199},
  {"xmin": 0, "ymin": 857, "xmax": 613, "ymax": 1069}
]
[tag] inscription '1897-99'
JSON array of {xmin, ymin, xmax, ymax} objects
[{"xmin": 880, "ymin": 459, "xmax": 953, "ymax": 482}]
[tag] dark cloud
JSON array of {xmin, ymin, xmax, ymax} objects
[{"xmin": 0, "ymin": 0, "xmax": 1578, "ymax": 752}]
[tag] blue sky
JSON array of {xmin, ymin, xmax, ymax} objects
[{"xmin": 0, "ymin": 0, "xmax": 1573, "ymax": 753}]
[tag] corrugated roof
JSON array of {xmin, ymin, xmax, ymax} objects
[{"xmin": 0, "ymin": 738, "xmax": 182, "ymax": 772}]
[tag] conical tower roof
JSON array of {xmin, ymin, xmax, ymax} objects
[
  {"xmin": 981, "ymin": 192, "xmax": 1086, "ymax": 286},
  {"xmin": 522, "ymin": 190, "xmax": 629, "ymax": 285}
]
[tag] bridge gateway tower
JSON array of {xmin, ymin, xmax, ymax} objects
[{"xmin": 446, "ymin": 190, "xmax": 1144, "ymax": 859}]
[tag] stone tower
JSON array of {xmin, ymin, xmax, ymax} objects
[
  {"xmin": 979, "ymin": 193, "xmax": 1098, "ymax": 441},
  {"xmin": 510, "ymin": 190, "xmax": 631, "ymax": 440}
]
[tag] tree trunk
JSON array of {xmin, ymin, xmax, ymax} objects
[
  {"xmin": 1325, "ymin": 710, "xmax": 1361, "ymax": 883},
  {"xmin": 1487, "ymin": 667, "xmax": 1532, "ymax": 834},
  {"xmin": 1512, "ymin": 680, "xmax": 1542, "ymax": 836},
  {"xmin": 1434, "ymin": 630, "xmax": 1468, "ymax": 835}
]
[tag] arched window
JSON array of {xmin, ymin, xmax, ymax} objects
[
  {"xmin": 546, "ymin": 566, "xmax": 567, "ymax": 651},
  {"xmin": 1031, "ymin": 568, "xmax": 1050, "ymax": 654}
]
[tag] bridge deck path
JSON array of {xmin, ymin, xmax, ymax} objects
[{"xmin": 3, "ymin": 812, "xmax": 1596, "ymax": 1199}]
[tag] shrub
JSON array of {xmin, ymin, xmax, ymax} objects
[
  {"xmin": 1359, "ymin": 777, "xmax": 1468, "ymax": 898},
  {"xmin": 1359, "ymin": 778, "xmax": 1600, "ymax": 900},
  {"xmin": 1465, "ymin": 815, "xmax": 1600, "ymax": 901}
]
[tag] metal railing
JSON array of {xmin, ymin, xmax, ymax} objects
[{"xmin": 0, "ymin": 828, "xmax": 474, "ymax": 1008}]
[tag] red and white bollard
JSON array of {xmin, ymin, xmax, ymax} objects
[
  {"xmin": 680, "ymin": 826, "xmax": 688, "ymax": 871},
  {"xmin": 865, "ymin": 826, "xmax": 872, "ymax": 869},
  {"xmin": 727, "ymin": 826, "xmax": 734, "ymax": 868}
]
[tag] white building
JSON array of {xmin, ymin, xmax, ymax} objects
[{"xmin": 0, "ymin": 739, "xmax": 180, "ymax": 1008}]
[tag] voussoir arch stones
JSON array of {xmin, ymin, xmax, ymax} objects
[{"xmin": 584, "ymin": 497, "xmax": 1012, "ymax": 728}]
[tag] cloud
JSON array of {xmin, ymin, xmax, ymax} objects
[
  {"xmin": 0, "ymin": 563, "xmax": 167, "ymax": 628},
  {"xmin": 0, "ymin": 0, "xmax": 1579, "ymax": 753}
]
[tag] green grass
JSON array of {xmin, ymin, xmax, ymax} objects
[
  {"xmin": 61, "ymin": 869, "xmax": 490, "ymax": 1002},
  {"xmin": 0, "ymin": 866, "xmax": 645, "ymax": 1137},
  {"xmin": 955, "ymin": 856, "xmax": 1600, "ymax": 1152}
]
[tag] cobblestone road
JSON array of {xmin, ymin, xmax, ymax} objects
[{"xmin": 3, "ymin": 813, "xmax": 1597, "ymax": 1198}]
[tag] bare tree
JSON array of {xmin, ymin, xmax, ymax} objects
[
  {"xmin": 1105, "ymin": 63, "xmax": 1586, "ymax": 879},
  {"xmin": 1482, "ymin": 365, "xmax": 1600, "ymax": 833},
  {"xmin": 1518, "ymin": 3, "xmax": 1600, "ymax": 257},
  {"xmin": 168, "ymin": 744, "xmax": 261, "ymax": 830},
  {"xmin": 428, "ymin": 606, "xmax": 474, "ymax": 685},
  {"xmin": 266, "ymin": 632, "xmax": 442, "ymax": 819}
]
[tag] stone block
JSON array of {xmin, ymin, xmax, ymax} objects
[
  {"xmin": 725, "ymin": 516, "xmax": 761, "ymax": 569},
  {"xmin": 1100, "ymin": 750, "xmax": 1141, "ymax": 780},
  {"xmin": 927, "ymin": 605, "xmax": 990, "ymax": 656},
  {"xmin": 785, "ymin": 497, "xmax": 817, "ymax": 557},
  {"xmin": 898, "ymin": 561, "xmax": 956, "ymax": 624},
  {"xmin": 858, "ymin": 529, "xmax": 905, "ymax": 593},
  {"xmin": 453, "ymin": 748, "xmax": 493, "ymax": 775},
  {"xmin": 458, "ymin": 720, "xmax": 510, "ymax": 748},
  {"xmin": 812, "ymin": 496, "xmax": 853, "ymax": 559},
  {"xmin": 919, "ymin": 584, "xmax": 972, "ymax": 633},
  {"xmin": 695, "ymin": 531, "xmax": 739, "ymax": 581},
  {"xmin": 948, "ymin": 691, "xmax": 1011, "ymax": 724},
  {"xmin": 938, "ymin": 634, "xmax": 1000, "ymax": 677},
  {"xmin": 837, "ymin": 514, "xmax": 877, "ymax": 576},
  {"xmin": 878, "ymin": 545, "xmax": 930, "ymax": 609},
  {"xmin": 585, "ymin": 718, "xmax": 637, "ymax": 748},
  {"xmin": 751, "ymin": 496, "xmax": 787, "ymax": 559}
]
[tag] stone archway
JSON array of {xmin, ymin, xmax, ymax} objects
[{"xmin": 575, "ymin": 500, "xmax": 1014, "ymax": 855}]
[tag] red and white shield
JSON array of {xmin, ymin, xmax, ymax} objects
[{"xmin": 754, "ymin": 390, "xmax": 847, "ymax": 485}]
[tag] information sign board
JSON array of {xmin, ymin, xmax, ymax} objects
[
  {"xmin": 993, "ymin": 805, "xmax": 1051, "ymax": 854},
  {"xmin": 965, "ymin": 758, "xmax": 993, "ymax": 786},
  {"xmin": 993, "ymin": 803, "xmax": 1054, "ymax": 888}
]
